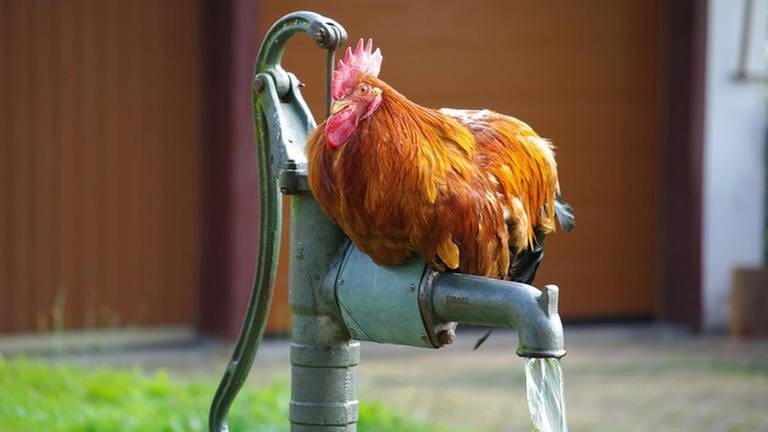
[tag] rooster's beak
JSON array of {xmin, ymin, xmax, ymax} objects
[{"xmin": 330, "ymin": 100, "xmax": 350, "ymax": 115}]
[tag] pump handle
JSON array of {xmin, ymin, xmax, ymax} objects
[{"xmin": 208, "ymin": 11, "xmax": 346, "ymax": 432}]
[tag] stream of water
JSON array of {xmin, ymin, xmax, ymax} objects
[{"xmin": 525, "ymin": 358, "xmax": 569, "ymax": 432}]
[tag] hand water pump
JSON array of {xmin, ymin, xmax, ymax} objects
[{"xmin": 209, "ymin": 11, "xmax": 566, "ymax": 432}]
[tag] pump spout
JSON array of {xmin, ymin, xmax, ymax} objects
[
  {"xmin": 331, "ymin": 245, "xmax": 566, "ymax": 358},
  {"xmin": 427, "ymin": 272, "xmax": 566, "ymax": 358}
]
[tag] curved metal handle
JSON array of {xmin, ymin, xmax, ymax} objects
[{"xmin": 209, "ymin": 11, "xmax": 346, "ymax": 432}]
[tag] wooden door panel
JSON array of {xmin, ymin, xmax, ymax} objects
[{"xmin": 1, "ymin": 0, "xmax": 202, "ymax": 333}]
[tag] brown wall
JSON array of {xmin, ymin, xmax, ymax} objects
[
  {"xmin": 0, "ymin": 0, "xmax": 672, "ymax": 336},
  {"xmin": 0, "ymin": 1, "xmax": 202, "ymax": 333},
  {"xmin": 260, "ymin": 0, "xmax": 664, "ymax": 321}
]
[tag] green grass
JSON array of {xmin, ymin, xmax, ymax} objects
[{"xmin": 0, "ymin": 357, "xmax": 453, "ymax": 432}]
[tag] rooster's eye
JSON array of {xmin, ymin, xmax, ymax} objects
[{"xmin": 358, "ymin": 85, "xmax": 369, "ymax": 95}]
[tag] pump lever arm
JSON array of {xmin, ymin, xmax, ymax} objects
[{"xmin": 208, "ymin": 11, "xmax": 346, "ymax": 432}]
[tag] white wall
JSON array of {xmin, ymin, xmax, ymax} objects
[{"xmin": 703, "ymin": 0, "xmax": 767, "ymax": 330}]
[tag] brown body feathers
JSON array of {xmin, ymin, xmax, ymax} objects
[{"xmin": 308, "ymin": 77, "xmax": 565, "ymax": 279}]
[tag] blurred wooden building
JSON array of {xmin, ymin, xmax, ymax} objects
[{"xmin": 0, "ymin": 0, "xmax": 722, "ymax": 339}]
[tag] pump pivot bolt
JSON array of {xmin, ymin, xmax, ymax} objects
[
  {"xmin": 312, "ymin": 27, "xmax": 327, "ymax": 44},
  {"xmin": 437, "ymin": 329, "xmax": 456, "ymax": 345},
  {"xmin": 253, "ymin": 76, "xmax": 265, "ymax": 93}
]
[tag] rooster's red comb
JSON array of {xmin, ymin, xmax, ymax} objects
[{"xmin": 331, "ymin": 38, "xmax": 382, "ymax": 100}]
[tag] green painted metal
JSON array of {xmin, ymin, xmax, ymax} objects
[
  {"xmin": 428, "ymin": 273, "xmax": 566, "ymax": 358},
  {"xmin": 336, "ymin": 245, "xmax": 434, "ymax": 348},
  {"xmin": 333, "ymin": 245, "xmax": 565, "ymax": 357},
  {"xmin": 288, "ymin": 196, "xmax": 357, "ymax": 431},
  {"xmin": 208, "ymin": 11, "xmax": 346, "ymax": 432},
  {"xmin": 209, "ymin": 9, "xmax": 566, "ymax": 432}
]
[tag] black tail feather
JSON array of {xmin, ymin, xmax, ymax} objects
[{"xmin": 473, "ymin": 329, "xmax": 493, "ymax": 350}]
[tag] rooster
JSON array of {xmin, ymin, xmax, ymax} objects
[{"xmin": 307, "ymin": 39, "xmax": 573, "ymax": 304}]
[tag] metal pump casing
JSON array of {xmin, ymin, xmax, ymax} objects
[
  {"xmin": 335, "ymin": 244, "xmax": 457, "ymax": 348},
  {"xmin": 209, "ymin": 11, "xmax": 566, "ymax": 432}
]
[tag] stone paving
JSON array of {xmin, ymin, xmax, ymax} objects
[{"xmin": 30, "ymin": 324, "xmax": 768, "ymax": 432}]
